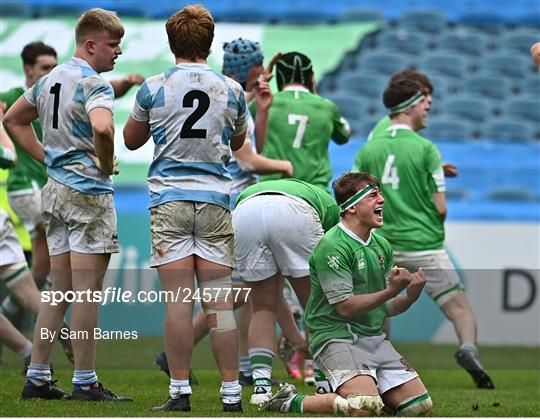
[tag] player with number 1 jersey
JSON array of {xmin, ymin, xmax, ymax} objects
[{"xmin": 259, "ymin": 52, "xmax": 350, "ymax": 191}]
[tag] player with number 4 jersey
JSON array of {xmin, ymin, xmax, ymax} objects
[{"xmin": 258, "ymin": 52, "xmax": 350, "ymax": 190}]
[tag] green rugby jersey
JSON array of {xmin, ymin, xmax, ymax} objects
[
  {"xmin": 355, "ymin": 125, "xmax": 445, "ymax": 251},
  {"xmin": 235, "ymin": 178, "xmax": 340, "ymax": 232},
  {"xmin": 305, "ymin": 223, "xmax": 393, "ymax": 357},
  {"xmin": 256, "ymin": 86, "xmax": 350, "ymax": 190},
  {"xmin": 0, "ymin": 87, "xmax": 47, "ymax": 192}
]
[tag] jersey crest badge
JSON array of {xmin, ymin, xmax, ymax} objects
[
  {"xmin": 327, "ymin": 255, "xmax": 340, "ymax": 270},
  {"xmin": 357, "ymin": 258, "xmax": 365, "ymax": 270}
]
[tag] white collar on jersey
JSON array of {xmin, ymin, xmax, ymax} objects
[
  {"xmin": 338, "ymin": 222, "xmax": 372, "ymax": 246},
  {"xmin": 283, "ymin": 85, "xmax": 310, "ymax": 93},
  {"xmin": 387, "ymin": 123, "xmax": 413, "ymax": 138}
]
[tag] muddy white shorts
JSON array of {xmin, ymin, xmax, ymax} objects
[
  {"xmin": 315, "ymin": 335, "xmax": 418, "ymax": 394},
  {"xmin": 233, "ymin": 194, "xmax": 324, "ymax": 281},
  {"xmin": 41, "ymin": 178, "xmax": 119, "ymax": 256},
  {"xmin": 150, "ymin": 200, "xmax": 234, "ymax": 268}
]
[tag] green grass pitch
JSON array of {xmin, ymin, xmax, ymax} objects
[{"xmin": 1, "ymin": 338, "xmax": 538, "ymax": 417}]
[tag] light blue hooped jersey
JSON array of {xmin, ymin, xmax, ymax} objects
[
  {"xmin": 131, "ymin": 63, "xmax": 248, "ymax": 210},
  {"xmin": 24, "ymin": 57, "xmax": 115, "ymax": 195}
]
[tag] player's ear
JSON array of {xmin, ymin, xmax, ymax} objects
[{"xmin": 85, "ymin": 38, "xmax": 96, "ymax": 54}]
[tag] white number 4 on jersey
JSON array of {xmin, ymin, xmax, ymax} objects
[{"xmin": 382, "ymin": 154, "xmax": 400, "ymax": 190}]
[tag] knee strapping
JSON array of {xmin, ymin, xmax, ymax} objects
[
  {"xmin": 199, "ymin": 276, "xmax": 232, "ymax": 301},
  {"xmin": 203, "ymin": 309, "xmax": 236, "ymax": 332},
  {"xmin": 346, "ymin": 394, "xmax": 384, "ymax": 416},
  {"xmin": 397, "ymin": 393, "xmax": 432, "ymax": 417},
  {"xmin": 332, "ymin": 395, "xmax": 349, "ymax": 416}
]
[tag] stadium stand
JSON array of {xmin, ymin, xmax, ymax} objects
[{"xmin": 2, "ymin": 0, "xmax": 539, "ymax": 212}]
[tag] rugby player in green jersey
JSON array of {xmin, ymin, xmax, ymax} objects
[
  {"xmin": 352, "ymin": 70, "xmax": 457, "ymax": 178},
  {"xmin": 261, "ymin": 172, "xmax": 432, "ymax": 416},
  {"xmin": 354, "ymin": 78, "xmax": 494, "ymax": 389},
  {"xmin": 258, "ymin": 52, "xmax": 351, "ymax": 190}
]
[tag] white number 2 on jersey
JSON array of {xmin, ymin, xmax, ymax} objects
[
  {"xmin": 288, "ymin": 114, "xmax": 309, "ymax": 149},
  {"xmin": 382, "ymin": 154, "xmax": 400, "ymax": 190}
]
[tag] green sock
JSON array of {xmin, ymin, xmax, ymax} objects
[{"xmin": 288, "ymin": 394, "xmax": 306, "ymax": 413}]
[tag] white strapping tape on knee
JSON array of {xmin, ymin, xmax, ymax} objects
[
  {"xmin": 397, "ymin": 393, "xmax": 432, "ymax": 417},
  {"xmin": 199, "ymin": 276, "xmax": 232, "ymax": 300},
  {"xmin": 333, "ymin": 395, "xmax": 350, "ymax": 416},
  {"xmin": 203, "ymin": 309, "xmax": 237, "ymax": 332},
  {"xmin": 347, "ymin": 393, "xmax": 384, "ymax": 416}
]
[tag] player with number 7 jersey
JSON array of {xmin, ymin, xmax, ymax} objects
[{"xmin": 256, "ymin": 52, "xmax": 350, "ymax": 191}]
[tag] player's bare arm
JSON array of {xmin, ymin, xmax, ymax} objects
[
  {"xmin": 432, "ymin": 191, "xmax": 447, "ymax": 221},
  {"xmin": 110, "ymin": 73, "xmax": 144, "ymax": 98},
  {"xmin": 3, "ymin": 96, "xmax": 44, "ymax": 164},
  {"xmin": 89, "ymin": 107, "xmax": 116, "ymax": 175},
  {"xmin": 229, "ymin": 130, "xmax": 247, "ymax": 152},
  {"xmin": 123, "ymin": 116, "xmax": 151, "ymax": 150},
  {"xmin": 334, "ymin": 267, "xmax": 410, "ymax": 319},
  {"xmin": 233, "ymin": 140, "xmax": 293, "ymax": 177},
  {"xmin": 386, "ymin": 267, "xmax": 427, "ymax": 316},
  {"xmin": 253, "ymin": 80, "xmax": 273, "ymax": 153}
]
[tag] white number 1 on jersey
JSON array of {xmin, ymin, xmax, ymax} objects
[
  {"xmin": 288, "ymin": 114, "xmax": 309, "ymax": 149},
  {"xmin": 382, "ymin": 154, "xmax": 400, "ymax": 190}
]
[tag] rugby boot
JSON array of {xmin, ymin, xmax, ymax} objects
[
  {"xmin": 259, "ymin": 383, "xmax": 297, "ymax": 412},
  {"xmin": 152, "ymin": 394, "xmax": 191, "ymax": 411},
  {"xmin": 455, "ymin": 348, "xmax": 495, "ymax": 389},
  {"xmin": 71, "ymin": 382, "xmax": 133, "ymax": 401},
  {"xmin": 21, "ymin": 379, "xmax": 67, "ymax": 400}
]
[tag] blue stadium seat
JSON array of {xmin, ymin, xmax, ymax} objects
[
  {"xmin": 515, "ymin": 13, "xmax": 540, "ymax": 28},
  {"xmin": 321, "ymin": 93, "xmax": 366, "ymax": 123},
  {"xmin": 341, "ymin": 8, "xmax": 386, "ymax": 23},
  {"xmin": 348, "ymin": 118, "xmax": 380, "ymax": 139},
  {"xmin": 365, "ymin": 100, "xmax": 387, "ymax": 117},
  {"xmin": 446, "ymin": 98, "xmax": 492, "ymax": 122},
  {"xmin": 465, "ymin": 76, "xmax": 511, "ymax": 100},
  {"xmin": 0, "ymin": 2, "xmax": 32, "ymax": 16},
  {"xmin": 398, "ymin": 9, "xmax": 447, "ymax": 34},
  {"xmin": 445, "ymin": 185, "xmax": 472, "ymax": 201},
  {"xmin": 337, "ymin": 74, "xmax": 386, "ymax": 99},
  {"xmin": 523, "ymin": 77, "xmax": 540, "ymax": 98},
  {"xmin": 501, "ymin": 33, "xmax": 540, "ymax": 55},
  {"xmin": 483, "ymin": 54, "xmax": 533, "ymax": 79},
  {"xmin": 277, "ymin": 7, "xmax": 337, "ymax": 24},
  {"xmin": 317, "ymin": 76, "xmax": 339, "ymax": 95},
  {"xmin": 485, "ymin": 187, "xmax": 539, "ymax": 203},
  {"xmin": 503, "ymin": 99, "xmax": 540, "ymax": 123},
  {"xmin": 422, "ymin": 118, "xmax": 474, "ymax": 142},
  {"xmin": 428, "ymin": 76, "xmax": 461, "ymax": 99},
  {"xmin": 209, "ymin": 7, "xmax": 269, "ymax": 22},
  {"xmin": 377, "ymin": 31, "xmax": 428, "ymax": 55},
  {"xmin": 439, "ymin": 33, "xmax": 488, "ymax": 56},
  {"xmin": 419, "ymin": 53, "xmax": 467, "ymax": 78},
  {"xmin": 459, "ymin": 12, "xmax": 505, "ymax": 35},
  {"xmin": 356, "ymin": 52, "xmax": 409, "ymax": 76},
  {"xmin": 35, "ymin": 3, "xmax": 87, "ymax": 17},
  {"xmin": 485, "ymin": 119, "xmax": 534, "ymax": 142}
]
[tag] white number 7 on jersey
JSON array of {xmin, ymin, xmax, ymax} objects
[
  {"xmin": 288, "ymin": 114, "xmax": 309, "ymax": 149},
  {"xmin": 382, "ymin": 154, "xmax": 400, "ymax": 190}
]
